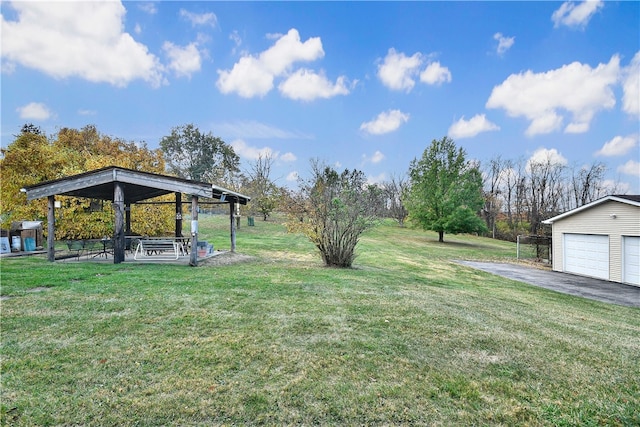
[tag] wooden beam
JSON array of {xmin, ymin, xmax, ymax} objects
[
  {"xmin": 113, "ymin": 182, "xmax": 125, "ymax": 264},
  {"xmin": 189, "ymin": 195, "xmax": 198, "ymax": 267},
  {"xmin": 47, "ymin": 196, "xmax": 55, "ymax": 262}
]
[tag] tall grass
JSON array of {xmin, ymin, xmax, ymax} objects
[{"xmin": 1, "ymin": 215, "xmax": 639, "ymax": 426}]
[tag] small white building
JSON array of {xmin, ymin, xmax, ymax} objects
[{"xmin": 543, "ymin": 195, "xmax": 640, "ymax": 287}]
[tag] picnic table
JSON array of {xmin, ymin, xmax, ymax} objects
[{"xmin": 64, "ymin": 238, "xmax": 112, "ymax": 259}]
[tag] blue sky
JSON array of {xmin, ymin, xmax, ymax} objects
[{"xmin": 2, "ymin": 1, "xmax": 639, "ymax": 193}]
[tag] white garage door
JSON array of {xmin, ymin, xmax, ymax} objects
[
  {"xmin": 623, "ymin": 236, "xmax": 640, "ymax": 286},
  {"xmin": 564, "ymin": 234, "xmax": 609, "ymax": 280}
]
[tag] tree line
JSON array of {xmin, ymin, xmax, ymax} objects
[{"xmin": 1, "ymin": 124, "xmax": 622, "ymax": 267}]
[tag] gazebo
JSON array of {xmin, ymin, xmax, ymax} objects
[{"xmin": 22, "ymin": 166, "xmax": 250, "ymax": 266}]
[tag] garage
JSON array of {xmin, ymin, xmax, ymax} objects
[
  {"xmin": 564, "ymin": 234, "xmax": 609, "ymax": 280},
  {"xmin": 543, "ymin": 195, "xmax": 640, "ymax": 286},
  {"xmin": 623, "ymin": 236, "xmax": 640, "ymax": 286}
]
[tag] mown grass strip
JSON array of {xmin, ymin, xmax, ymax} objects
[{"xmin": 1, "ymin": 215, "xmax": 639, "ymax": 425}]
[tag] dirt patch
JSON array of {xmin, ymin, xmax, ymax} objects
[
  {"xmin": 200, "ymin": 251, "xmax": 256, "ymax": 267},
  {"xmin": 26, "ymin": 286, "xmax": 51, "ymax": 293}
]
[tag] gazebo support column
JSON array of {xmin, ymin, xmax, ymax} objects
[
  {"xmin": 113, "ymin": 182, "xmax": 125, "ymax": 264},
  {"xmin": 47, "ymin": 195, "xmax": 55, "ymax": 262},
  {"xmin": 230, "ymin": 201, "xmax": 236, "ymax": 252},
  {"xmin": 175, "ymin": 192, "xmax": 183, "ymax": 237},
  {"xmin": 189, "ymin": 195, "xmax": 198, "ymax": 267},
  {"xmin": 125, "ymin": 203, "xmax": 132, "ymax": 235}
]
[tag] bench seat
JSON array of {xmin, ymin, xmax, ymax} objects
[{"xmin": 134, "ymin": 239, "xmax": 182, "ymax": 260}]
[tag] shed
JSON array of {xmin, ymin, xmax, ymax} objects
[
  {"xmin": 542, "ymin": 195, "xmax": 640, "ymax": 286},
  {"xmin": 22, "ymin": 166, "xmax": 250, "ymax": 266}
]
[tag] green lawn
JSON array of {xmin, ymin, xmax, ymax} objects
[{"xmin": 1, "ymin": 215, "xmax": 639, "ymax": 426}]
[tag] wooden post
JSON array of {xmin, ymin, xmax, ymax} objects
[
  {"xmin": 230, "ymin": 201, "xmax": 236, "ymax": 252},
  {"xmin": 47, "ymin": 195, "xmax": 55, "ymax": 262},
  {"xmin": 189, "ymin": 195, "xmax": 198, "ymax": 267},
  {"xmin": 175, "ymin": 192, "xmax": 183, "ymax": 237},
  {"xmin": 113, "ymin": 182, "xmax": 125, "ymax": 264},
  {"xmin": 125, "ymin": 203, "xmax": 132, "ymax": 235}
]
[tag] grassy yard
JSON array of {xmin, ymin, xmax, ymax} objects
[{"xmin": 1, "ymin": 215, "xmax": 639, "ymax": 426}]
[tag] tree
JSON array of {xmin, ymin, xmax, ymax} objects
[
  {"xmin": 380, "ymin": 174, "xmax": 409, "ymax": 226},
  {"xmin": 526, "ymin": 153, "xmax": 565, "ymax": 235},
  {"xmin": 243, "ymin": 154, "xmax": 280, "ymax": 221},
  {"xmin": 1, "ymin": 124, "xmax": 172, "ymax": 239},
  {"xmin": 285, "ymin": 160, "xmax": 379, "ymax": 268},
  {"xmin": 406, "ymin": 136, "xmax": 486, "ymax": 242},
  {"xmin": 159, "ymin": 124, "xmax": 239, "ymax": 184},
  {"xmin": 1, "ymin": 125, "xmax": 63, "ymax": 228},
  {"xmin": 570, "ymin": 161, "xmax": 607, "ymax": 209},
  {"xmin": 481, "ymin": 156, "xmax": 505, "ymax": 238}
]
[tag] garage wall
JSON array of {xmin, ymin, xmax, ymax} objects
[{"xmin": 550, "ymin": 200, "xmax": 640, "ymax": 284}]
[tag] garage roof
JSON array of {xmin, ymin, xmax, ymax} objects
[
  {"xmin": 543, "ymin": 194, "xmax": 640, "ymax": 224},
  {"xmin": 22, "ymin": 166, "xmax": 250, "ymax": 205}
]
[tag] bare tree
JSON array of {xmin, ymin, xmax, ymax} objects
[
  {"xmin": 570, "ymin": 161, "xmax": 607, "ymax": 209},
  {"xmin": 482, "ymin": 156, "xmax": 505, "ymax": 238},
  {"xmin": 527, "ymin": 155, "xmax": 566, "ymax": 235},
  {"xmin": 285, "ymin": 160, "xmax": 379, "ymax": 268},
  {"xmin": 380, "ymin": 174, "xmax": 409, "ymax": 226},
  {"xmin": 243, "ymin": 153, "xmax": 280, "ymax": 221}
]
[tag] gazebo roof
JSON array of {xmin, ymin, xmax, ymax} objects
[{"xmin": 23, "ymin": 166, "xmax": 250, "ymax": 205}]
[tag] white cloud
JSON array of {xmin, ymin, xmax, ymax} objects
[
  {"xmin": 280, "ymin": 152, "xmax": 297, "ymax": 162},
  {"xmin": 179, "ymin": 9, "xmax": 217, "ymax": 27},
  {"xmin": 419, "ymin": 61, "xmax": 452, "ymax": 85},
  {"xmin": 163, "ymin": 42, "xmax": 201, "ymax": 78},
  {"xmin": 17, "ymin": 102, "xmax": 53, "ymax": 120},
  {"xmin": 377, "ymin": 48, "xmax": 422, "ymax": 92},
  {"xmin": 486, "ymin": 55, "xmax": 619, "ymax": 136},
  {"xmin": 526, "ymin": 148, "xmax": 568, "ymax": 172},
  {"xmin": 595, "ymin": 134, "xmax": 638, "ymax": 157},
  {"xmin": 217, "ymin": 28, "xmax": 325, "ymax": 98},
  {"xmin": 138, "ymin": 2, "xmax": 157, "ymax": 15},
  {"xmin": 448, "ymin": 114, "xmax": 500, "ymax": 139},
  {"xmin": 602, "ymin": 179, "xmax": 630, "ymax": 194},
  {"xmin": 229, "ymin": 30, "xmax": 242, "ymax": 55},
  {"xmin": 617, "ymin": 160, "xmax": 640, "ymax": 177},
  {"xmin": 230, "ymin": 141, "xmax": 296, "ymax": 164},
  {"xmin": 230, "ymin": 139, "xmax": 276, "ymax": 161},
  {"xmin": 367, "ymin": 173, "xmax": 387, "ymax": 185},
  {"xmin": 622, "ymin": 51, "xmax": 640, "ymax": 118},
  {"xmin": 286, "ymin": 171, "xmax": 299, "ymax": 182},
  {"xmin": 217, "ymin": 56, "xmax": 274, "ymax": 98},
  {"xmin": 362, "ymin": 150, "xmax": 385, "ymax": 165},
  {"xmin": 377, "ymin": 48, "xmax": 452, "ymax": 91},
  {"xmin": 493, "ymin": 32, "xmax": 515, "ymax": 55},
  {"xmin": 213, "ymin": 120, "xmax": 312, "ymax": 140},
  {"xmin": 1, "ymin": 1, "xmax": 165, "ymax": 88},
  {"xmin": 78, "ymin": 109, "xmax": 96, "ymax": 116},
  {"xmin": 134, "ymin": 23, "xmax": 142, "ymax": 35},
  {"xmin": 371, "ymin": 150, "xmax": 385, "ymax": 164},
  {"xmin": 552, "ymin": 0, "xmax": 604, "ymax": 29},
  {"xmin": 360, "ymin": 109, "xmax": 410, "ymax": 135},
  {"xmin": 278, "ymin": 69, "xmax": 350, "ymax": 101}
]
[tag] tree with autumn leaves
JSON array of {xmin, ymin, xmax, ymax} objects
[{"xmin": 1, "ymin": 124, "xmax": 171, "ymax": 239}]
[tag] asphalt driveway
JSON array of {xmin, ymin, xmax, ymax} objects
[{"xmin": 458, "ymin": 261, "xmax": 640, "ymax": 308}]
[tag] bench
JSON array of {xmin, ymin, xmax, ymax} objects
[
  {"xmin": 65, "ymin": 240, "xmax": 85, "ymax": 259},
  {"xmin": 134, "ymin": 239, "xmax": 181, "ymax": 260}
]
